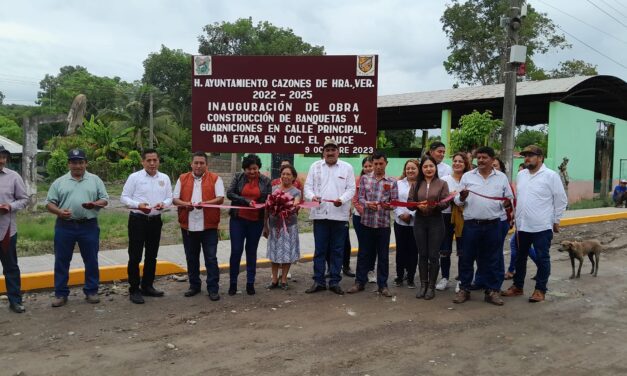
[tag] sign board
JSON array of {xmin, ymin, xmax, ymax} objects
[{"xmin": 191, "ymin": 55, "xmax": 378, "ymax": 154}]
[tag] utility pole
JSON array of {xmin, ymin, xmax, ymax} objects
[
  {"xmin": 501, "ymin": 0, "xmax": 526, "ymax": 180},
  {"xmin": 149, "ymin": 89, "xmax": 154, "ymax": 149}
]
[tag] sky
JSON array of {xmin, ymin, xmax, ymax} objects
[{"xmin": 1, "ymin": 0, "xmax": 626, "ymax": 105}]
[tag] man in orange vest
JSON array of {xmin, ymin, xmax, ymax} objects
[{"xmin": 173, "ymin": 151, "xmax": 225, "ymax": 301}]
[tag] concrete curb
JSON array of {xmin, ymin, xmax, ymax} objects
[{"xmin": 3, "ymin": 211, "xmax": 626, "ymax": 293}]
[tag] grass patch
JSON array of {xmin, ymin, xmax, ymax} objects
[{"xmin": 568, "ymin": 197, "xmax": 614, "ymax": 210}]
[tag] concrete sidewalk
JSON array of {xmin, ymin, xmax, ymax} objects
[{"xmin": 10, "ymin": 207, "xmax": 627, "ymax": 275}]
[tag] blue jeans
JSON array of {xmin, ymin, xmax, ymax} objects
[
  {"xmin": 0, "ymin": 234, "xmax": 21, "ymax": 304},
  {"xmin": 54, "ymin": 219, "xmax": 100, "ymax": 297},
  {"xmin": 182, "ymin": 228, "xmax": 219, "ymax": 293},
  {"xmin": 473, "ymin": 219, "xmax": 508, "ymax": 288},
  {"xmin": 229, "ymin": 217, "xmax": 264, "ymax": 285},
  {"xmin": 513, "ymin": 230, "xmax": 553, "ymax": 292},
  {"xmin": 508, "ymin": 233, "xmax": 538, "ymax": 273},
  {"xmin": 459, "ymin": 220, "xmax": 502, "ymax": 291},
  {"xmin": 313, "ymin": 219, "xmax": 347, "ymax": 287},
  {"xmin": 356, "ymin": 226, "xmax": 391, "ymax": 288}
]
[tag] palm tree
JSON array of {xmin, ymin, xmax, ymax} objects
[{"xmin": 98, "ymin": 84, "xmax": 180, "ymax": 151}]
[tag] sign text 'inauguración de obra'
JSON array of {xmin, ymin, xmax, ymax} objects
[{"xmin": 191, "ymin": 55, "xmax": 378, "ymax": 154}]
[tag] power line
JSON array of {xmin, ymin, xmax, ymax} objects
[
  {"xmin": 586, "ymin": 0, "xmax": 627, "ymax": 28},
  {"xmin": 536, "ymin": 0, "xmax": 627, "ymax": 45},
  {"xmin": 599, "ymin": 0, "xmax": 627, "ymax": 17},
  {"xmin": 556, "ymin": 25, "xmax": 627, "ymax": 70},
  {"xmin": 609, "ymin": 0, "xmax": 627, "ymax": 12}
]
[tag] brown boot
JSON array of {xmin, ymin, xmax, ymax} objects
[
  {"xmin": 347, "ymin": 284, "xmax": 365, "ymax": 294},
  {"xmin": 501, "ymin": 286, "xmax": 524, "ymax": 297},
  {"xmin": 453, "ymin": 290, "xmax": 470, "ymax": 304},
  {"xmin": 529, "ymin": 289, "xmax": 545, "ymax": 303},
  {"xmin": 484, "ymin": 290, "xmax": 504, "ymax": 306}
]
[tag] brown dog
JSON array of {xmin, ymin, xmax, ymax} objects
[{"xmin": 558, "ymin": 240, "xmax": 603, "ymax": 278}]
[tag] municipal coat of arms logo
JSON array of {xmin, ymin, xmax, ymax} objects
[
  {"xmin": 356, "ymin": 55, "xmax": 375, "ymax": 76},
  {"xmin": 194, "ymin": 55, "xmax": 212, "ymax": 76}
]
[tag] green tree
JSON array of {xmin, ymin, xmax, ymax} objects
[
  {"xmin": 441, "ymin": 0, "xmax": 571, "ymax": 85},
  {"xmin": 98, "ymin": 84, "xmax": 179, "ymax": 151},
  {"xmin": 198, "ymin": 18, "xmax": 325, "ymax": 56},
  {"xmin": 376, "ymin": 131, "xmax": 393, "ymax": 149},
  {"xmin": 515, "ymin": 128, "xmax": 547, "ymax": 151},
  {"xmin": 142, "ymin": 45, "xmax": 192, "ymax": 127},
  {"xmin": 79, "ymin": 115, "xmax": 133, "ymax": 161},
  {"xmin": 37, "ymin": 66, "xmax": 133, "ymax": 117},
  {"xmin": 0, "ymin": 115, "xmax": 22, "ymax": 142},
  {"xmin": 451, "ymin": 110, "xmax": 503, "ymax": 152},
  {"xmin": 0, "ymin": 90, "xmax": 4, "ymax": 105},
  {"xmin": 384, "ymin": 129, "xmax": 417, "ymax": 148},
  {"xmin": 529, "ymin": 59, "xmax": 598, "ymax": 80}
]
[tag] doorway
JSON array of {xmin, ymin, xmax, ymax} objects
[{"xmin": 593, "ymin": 120, "xmax": 614, "ymax": 198}]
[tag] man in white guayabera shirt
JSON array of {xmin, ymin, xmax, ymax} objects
[{"xmin": 501, "ymin": 145, "xmax": 567, "ymax": 303}]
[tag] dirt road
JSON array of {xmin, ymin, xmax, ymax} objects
[{"xmin": 1, "ymin": 220, "xmax": 626, "ymax": 376}]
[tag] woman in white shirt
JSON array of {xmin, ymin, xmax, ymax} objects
[
  {"xmin": 393, "ymin": 159, "xmax": 420, "ymax": 288},
  {"xmin": 437, "ymin": 152, "xmax": 471, "ymax": 291}
]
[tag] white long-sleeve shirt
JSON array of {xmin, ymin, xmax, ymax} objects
[
  {"xmin": 454, "ymin": 168, "xmax": 513, "ymax": 220},
  {"xmin": 393, "ymin": 177, "xmax": 415, "ymax": 226},
  {"xmin": 304, "ymin": 159, "xmax": 356, "ymax": 221},
  {"xmin": 441, "ymin": 174, "xmax": 463, "ymax": 214},
  {"xmin": 515, "ymin": 164, "xmax": 568, "ymax": 232},
  {"xmin": 437, "ymin": 162, "xmax": 452, "ymax": 178},
  {"xmin": 121, "ymin": 170, "xmax": 173, "ymax": 216}
]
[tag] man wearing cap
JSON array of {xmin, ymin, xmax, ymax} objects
[
  {"xmin": 172, "ymin": 151, "xmax": 224, "ymax": 301},
  {"xmin": 0, "ymin": 145, "xmax": 29, "ymax": 313},
  {"xmin": 121, "ymin": 149, "xmax": 173, "ymax": 304},
  {"xmin": 304, "ymin": 138, "xmax": 356, "ymax": 295},
  {"xmin": 612, "ymin": 179, "xmax": 627, "ymax": 208},
  {"xmin": 46, "ymin": 149, "xmax": 109, "ymax": 307},
  {"xmin": 502, "ymin": 145, "xmax": 567, "ymax": 303}
]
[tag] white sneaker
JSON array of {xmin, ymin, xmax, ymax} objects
[
  {"xmin": 436, "ymin": 278, "xmax": 449, "ymax": 291},
  {"xmin": 455, "ymin": 281, "xmax": 461, "ymax": 293},
  {"xmin": 287, "ymin": 272, "xmax": 292, "ymax": 280},
  {"xmin": 367, "ymin": 271, "xmax": 376, "ymax": 283}
]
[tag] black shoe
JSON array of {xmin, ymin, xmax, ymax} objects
[
  {"xmin": 9, "ymin": 302, "xmax": 25, "ymax": 313},
  {"xmin": 130, "ymin": 291, "xmax": 145, "ymax": 304},
  {"xmin": 184, "ymin": 288, "xmax": 201, "ymax": 297},
  {"xmin": 228, "ymin": 284, "xmax": 237, "ymax": 296},
  {"xmin": 141, "ymin": 286, "xmax": 164, "ymax": 297},
  {"xmin": 393, "ymin": 277, "xmax": 403, "ymax": 287},
  {"xmin": 329, "ymin": 285, "xmax": 345, "ymax": 295},
  {"xmin": 208, "ymin": 291, "xmax": 220, "ymax": 301},
  {"xmin": 305, "ymin": 283, "xmax": 327, "ymax": 293},
  {"xmin": 246, "ymin": 283, "xmax": 255, "ymax": 295},
  {"xmin": 531, "ymin": 275, "xmax": 537, "ymax": 280},
  {"xmin": 343, "ymin": 267, "xmax": 356, "ymax": 277},
  {"xmin": 266, "ymin": 282, "xmax": 279, "ymax": 290}
]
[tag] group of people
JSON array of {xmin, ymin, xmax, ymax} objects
[{"xmin": 0, "ymin": 137, "xmax": 569, "ymax": 313}]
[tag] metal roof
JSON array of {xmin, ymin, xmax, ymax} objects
[
  {"xmin": 0, "ymin": 135, "xmax": 24, "ymax": 154},
  {"xmin": 377, "ymin": 75, "xmax": 627, "ymax": 130},
  {"xmin": 378, "ymin": 76, "xmax": 593, "ymax": 108}
]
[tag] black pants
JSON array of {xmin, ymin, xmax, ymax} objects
[
  {"xmin": 127, "ymin": 213, "xmax": 162, "ymax": 292},
  {"xmin": 394, "ymin": 222, "xmax": 417, "ymax": 282}
]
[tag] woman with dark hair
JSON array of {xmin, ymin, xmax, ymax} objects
[
  {"xmin": 351, "ymin": 156, "xmax": 375, "ymax": 282},
  {"xmin": 393, "ymin": 159, "xmax": 419, "ymax": 288},
  {"xmin": 410, "ymin": 155, "xmax": 450, "ymax": 300},
  {"xmin": 264, "ymin": 164, "xmax": 301, "ymax": 290},
  {"xmin": 437, "ymin": 152, "xmax": 471, "ymax": 291},
  {"xmin": 227, "ymin": 154, "xmax": 272, "ymax": 296}
]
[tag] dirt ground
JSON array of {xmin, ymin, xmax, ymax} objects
[{"xmin": 1, "ymin": 220, "xmax": 626, "ymax": 376}]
